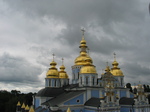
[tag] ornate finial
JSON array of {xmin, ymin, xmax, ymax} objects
[
  {"xmin": 52, "ymin": 53, "xmax": 55, "ymax": 61},
  {"xmin": 62, "ymin": 58, "xmax": 64, "ymax": 65},
  {"xmin": 81, "ymin": 28, "xmax": 85, "ymax": 36},
  {"xmin": 114, "ymin": 52, "xmax": 116, "ymax": 61},
  {"xmin": 106, "ymin": 62, "xmax": 109, "ymax": 66}
]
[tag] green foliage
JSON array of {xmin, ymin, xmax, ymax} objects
[
  {"xmin": 126, "ymin": 83, "xmax": 133, "ymax": 93},
  {"xmin": 0, "ymin": 90, "xmax": 35, "ymax": 112}
]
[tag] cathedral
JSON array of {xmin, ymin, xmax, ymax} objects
[{"xmin": 16, "ymin": 30, "xmax": 150, "ymax": 112}]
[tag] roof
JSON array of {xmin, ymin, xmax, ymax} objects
[
  {"xmin": 36, "ymin": 87, "xmax": 65, "ymax": 97},
  {"xmin": 119, "ymin": 97, "xmax": 135, "ymax": 105},
  {"xmin": 64, "ymin": 84, "xmax": 79, "ymax": 89},
  {"xmin": 42, "ymin": 90, "xmax": 85, "ymax": 106},
  {"xmin": 84, "ymin": 97, "xmax": 104, "ymax": 107}
]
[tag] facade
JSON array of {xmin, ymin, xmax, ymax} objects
[{"xmin": 32, "ymin": 30, "xmax": 149, "ymax": 112}]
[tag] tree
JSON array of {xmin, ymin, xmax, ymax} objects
[{"xmin": 126, "ymin": 83, "xmax": 133, "ymax": 93}]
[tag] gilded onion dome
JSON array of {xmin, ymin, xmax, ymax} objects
[
  {"xmin": 17, "ymin": 101, "xmax": 21, "ymax": 106},
  {"xmin": 21, "ymin": 103, "xmax": 25, "ymax": 109},
  {"xmin": 59, "ymin": 64, "xmax": 69, "ymax": 79},
  {"xmin": 105, "ymin": 65, "xmax": 110, "ymax": 73},
  {"xmin": 75, "ymin": 29, "xmax": 93, "ymax": 65},
  {"xmin": 80, "ymin": 58, "xmax": 97, "ymax": 74},
  {"xmin": 25, "ymin": 105, "xmax": 29, "ymax": 110},
  {"xmin": 46, "ymin": 59, "xmax": 59, "ymax": 78},
  {"xmin": 110, "ymin": 53, "xmax": 124, "ymax": 76}
]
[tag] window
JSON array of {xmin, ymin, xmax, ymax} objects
[
  {"xmin": 80, "ymin": 77, "xmax": 82, "ymax": 84},
  {"xmin": 54, "ymin": 80, "xmax": 57, "ymax": 87},
  {"xmin": 86, "ymin": 77, "xmax": 88, "ymax": 85},
  {"xmin": 92, "ymin": 77, "xmax": 95, "ymax": 85},
  {"xmin": 121, "ymin": 78, "xmax": 123, "ymax": 86},
  {"xmin": 76, "ymin": 99, "xmax": 80, "ymax": 103},
  {"xmin": 49, "ymin": 79, "xmax": 51, "ymax": 86}
]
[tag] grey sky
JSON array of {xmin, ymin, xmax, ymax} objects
[{"xmin": 0, "ymin": 0, "xmax": 150, "ymax": 93}]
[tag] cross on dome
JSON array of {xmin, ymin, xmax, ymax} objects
[
  {"xmin": 114, "ymin": 52, "xmax": 116, "ymax": 60},
  {"xmin": 62, "ymin": 58, "xmax": 64, "ymax": 65},
  {"xmin": 81, "ymin": 28, "xmax": 85, "ymax": 36},
  {"xmin": 52, "ymin": 53, "xmax": 55, "ymax": 61}
]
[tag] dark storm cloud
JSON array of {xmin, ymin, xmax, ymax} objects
[
  {"xmin": 1, "ymin": 0, "xmax": 150, "ymax": 92},
  {"xmin": 0, "ymin": 53, "xmax": 42, "ymax": 83}
]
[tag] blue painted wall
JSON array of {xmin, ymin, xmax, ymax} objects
[
  {"xmin": 120, "ymin": 90, "xmax": 126, "ymax": 97},
  {"xmin": 91, "ymin": 90, "xmax": 99, "ymax": 97},
  {"xmin": 35, "ymin": 98, "xmax": 40, "ymax": 108}
]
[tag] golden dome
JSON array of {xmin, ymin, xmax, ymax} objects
[
  {"xmin": 74, "ymin": 30, "xmax": 93, "ymax": 65},
  {"xmin": 21, "ymin": 103, "xmax": 25, "ymax": 108},
  {"xmin": 67, "ymin": 107, "xmax": 71, "ymax": 112},
  {"xmin": 75, "ymin": 54, "xmax": 93, "ymax": 65},
  {"xmin": 46, "ymin": 60, "xmax": 59, "ymax": 78},
  {"xmin": 29, "ymin": 106, "xmax": 35, "ymax": 112},
  {"xmin": 80, "ymin": 58, "xmax": 97, "ymax": 74},
  {"xmin": 80, "ymin": 65, "xmax": 97, "ymax": 74},
  {"xmin": 17, "ymin": 101, "xmax": 21, "ymax": 106},
  {"xmin": 25, "ymin": 105, "xmax": 29, "ymax": 110},
  {"xmin": 59, "ymin": 65, "xmax": 69, "ymax": 79},
  {"xmin": 111, "ymin": 60, "xmax": 124, "ymax": 76},
  {"xmin": 105, "ymin": 66, "xmax": 110, "ymax": 72}
]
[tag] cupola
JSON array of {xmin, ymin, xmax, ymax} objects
[
  {"xmin": 46, "ymin": 54, "xmax": 59, "ymax": 78},
  {"xmin": 59, "ymin": 58, "xmax": 69, "ymax": 79},
  {"xmin": 74, "ymin": 29, "xmax": 93, "ymax": 65},
  {"xmin": 80, "ymin": 58, "xmax": 97, "ymax": 74},
  {"xmin": 110, "ymin": 53, "xmax": 124, "ymax": 76}
]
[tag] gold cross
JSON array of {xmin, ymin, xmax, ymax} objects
[
  {"xmin": 81, "ymin": 28, "xmax": 85, "ymax": 36},
  {"xmin": 52, "ymin": 53, "xmax": 55, "ymax": 61},
  {"xmin": 62, "ymin": 58, "xmax": 64, "ymax": 65},
  {"xmin": 114, "ymin": 52, "xmax": 116, "ymax": 60}
]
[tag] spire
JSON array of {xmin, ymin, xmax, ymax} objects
[
  {"xmin": 112, "ymin": 53, "xmax": 119, "ymax": 68},
  {"xmin": 114, "ymin": 52, "xmax": 116, "ymax": 61},
  {"xmin": 81, "ymin": 28, "xmax": 85, "ymax": 38},
  {"xmin": 67, "ymin": 107, "xmax": 71, "ymax": 112},
  {"xmin": 62, "ymin": 58, "xmax": 64, "ymax": 65},
  {"xmin": 52, "ymin": 53, "xmax": 55, "ymax": 61},
  {"xmin": 79, "ymin": 28, "xmax": 87, "ymax": 52},
  {"xmin": 25, "ymin": 105, "xmax": 29, "ymax": 110},
  {"xmin": 50, "ymin": 53, "xmax": 57, "ymax": 67},
  {"xmin": 29, "ymin": 106, "xmax": 35, "ymax": 112},
  {"xmin": 21, "ymin": 103, "xmax": 25, "ymax": 109},
  {"xmin": 60, "ymin": 58, "xmax": 65, "ymax": 71},
  {"xmin": 59, "ymin": 58, "xmax": 69, "ymax": 79},
  {"xmin": 105, "ymin": 62, "xmax": 110, "ymax": 72},
  {"xmin": 74, "ymin": 29, "xmax": 93, "ymax": 65},
  {"xmin": 17, "ymin": 101, "xmax": 21, "ymax": 106},
  {"xmin": 46, "ymin": 54, "xmax": 59, "ymax": 78}
]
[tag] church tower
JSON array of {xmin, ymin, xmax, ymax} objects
[
  {"xmin": 79, "ymin": 58, "xmax": 98, "ymax": 87},
  {"xmin": 45, "ymin": 54, "xmax": 60, "ymax": 87},
  {"xmin": 72, "ymin": 29, "xmax": 93, "ymax": 84},
  {"xmin": 110, "ymin": 53, "xmax": 124, "ymax": 87},
  {"xmin": 59, "ymin": 58, "xmax": 69, "ymax": 87},
  {"xmin": 16, "ymin": 101, "xmax": 21, "ymax": 112}
]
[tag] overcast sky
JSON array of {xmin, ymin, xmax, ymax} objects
[{"xmin": 0, "ymin": 0, "xmax": 150, "ymax": 93}]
